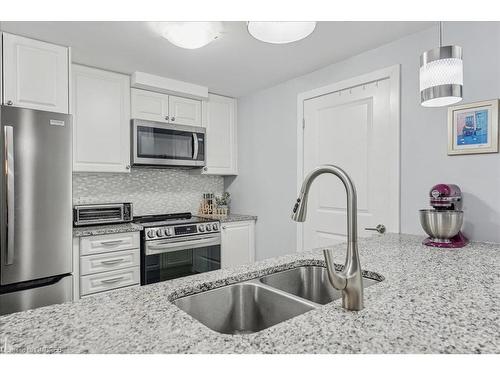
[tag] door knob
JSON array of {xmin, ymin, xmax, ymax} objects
[
  {"xmin": 165, "ymin": 116, "xmax": 169, "ymax": 121},
  {"xmin": 365, "ymin": 224, "xmax": 386, "ymax": 234},
  {"xmin": 6, "ymin": 100, "xmax": 13, "ymax": 105},
  {"xmin": 171, "ymin": 116, "xmax": 175, "ymax": 122}
]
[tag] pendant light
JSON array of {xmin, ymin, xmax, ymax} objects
[{"xmin": 419, "ymin": 22, "xmax": 463, "ymax": 107}]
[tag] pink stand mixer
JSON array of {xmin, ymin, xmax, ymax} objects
[{"xmin": 419, "ymin": 184, "xmax": 469, "ymax": 248}]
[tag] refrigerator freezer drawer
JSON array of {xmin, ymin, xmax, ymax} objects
[
  {"xmin": 80, "ymin": 249, "xmax": 140, "ymax": 275},
  {"xmin": 0, "ymin": 275, "xmax": 72, "ymax": 316},
  {"xmin": 80, "ymin": 232, "xmax": 140, "ymax": 256},
  {"xmin": 80, "ymin": 267, "xmax": 139, "ymax": 296}
]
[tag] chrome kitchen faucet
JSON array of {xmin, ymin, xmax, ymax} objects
[{"xmin": 292, "ymin": 165, "xmax": 364, "ymax": 311}]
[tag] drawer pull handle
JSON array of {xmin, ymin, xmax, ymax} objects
[
  {"xmin": 100, "ymin": 276, "xmax": 125, "ymax": 284},
  {"xmin": 101, "ymin": 258, "xmax": 125, "ymax": 265},
  {"xmin": 99, "ymin": 239, "xmax": 125, "ymax": 246}
]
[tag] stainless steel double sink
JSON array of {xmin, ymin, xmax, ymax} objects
[{"xmin": 173, "ymin": 265, "xmax": 381, "ymax": 335}]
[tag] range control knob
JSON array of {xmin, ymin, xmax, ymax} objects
[
  {"xmin": 206, "ymin": 223, "xmax": 212, "ymax": 231},
  {"xmin": 165, "ymin": 228, "xmax": 173, "ymax": 236},
  {"xmin": 198, "ymin": 224, "xmax": 205, "ymax": 232},
  {"xmin": 147, "ymin": 230, "xmax": 155, "ymax": 238},
  {"xmin": 156, "ymin": 229, "xmax": 164, "ymax": 237},
  {"xmin": 212, "ymin": 223, "xmax": 219, "ymax": 231}
]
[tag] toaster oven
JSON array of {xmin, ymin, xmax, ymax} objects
[{"xmin": 73, "ymin": 203, "xmax": 133, "ymax": 226}]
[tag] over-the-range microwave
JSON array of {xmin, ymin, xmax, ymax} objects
[{"xmin": 131, "ymin": 119, "xmax": 206, "ymax": 168}]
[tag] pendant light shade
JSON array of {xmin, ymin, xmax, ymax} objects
[{"xmin": 419, "ymin": 23, "xmax": 463, "ymax": 107}]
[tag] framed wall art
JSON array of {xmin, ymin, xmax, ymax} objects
[{"xmin": 448, "ymin": 99, "xmax": 499, "ymax": 155}]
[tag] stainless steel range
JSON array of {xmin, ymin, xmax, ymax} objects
[{"xmin": 134, "ymin": 213, "xmax": 221, "ymax": 285}]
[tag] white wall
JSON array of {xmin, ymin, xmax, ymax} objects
[{"xmin": 226, "ymin": 22, "xmax": 500, "ymax": 260}]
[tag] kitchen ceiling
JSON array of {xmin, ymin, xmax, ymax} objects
[{"xmin": 0, "ymin": 21, "xmax": 434, "ymax": 97}]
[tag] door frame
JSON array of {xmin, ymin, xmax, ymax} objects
[{"xmin": 296, "ymin": 65, "xmax": 401, "ymax": 252}]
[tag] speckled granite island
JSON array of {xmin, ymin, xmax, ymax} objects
[{"xmin": 1, "ymin": 234, "xmax": 498, "ymax": 354}]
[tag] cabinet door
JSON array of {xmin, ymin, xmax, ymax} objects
[
  {"xmin": 203, "ymin": 94, "xmax": 238, "ymax": 175},
  {"xmin": 2, "ymin": 32, "xmax": 69, "ymax": 113},
  {"xmin": 221, "ymin": 221, "xmax": 255, "ymax": 268},
  {"xmin": 72, "ymin": 64, "xmax": 131, "ymax": 172},
  {"xmin": 168, "ymin": 95, "xmax": 202, "ymax": 126},
  {"xmin": 131, "ymin": 88, "xmax": 169, "ymax": 123}
]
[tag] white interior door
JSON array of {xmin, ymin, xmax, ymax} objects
[{"xmin": 301, "ymin": 77, "xmax": 399, "ymax": 251}]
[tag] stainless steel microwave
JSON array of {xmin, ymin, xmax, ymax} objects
[{"xmin": 131, "ymin": 119, "xmax": 206, "ymax": 168}]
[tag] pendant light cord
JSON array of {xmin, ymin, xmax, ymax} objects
[{"xmin": 439, "ymin": 21, "xmax": 443, "ymax": 47}]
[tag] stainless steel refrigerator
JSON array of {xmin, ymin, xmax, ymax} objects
[{"xmin": 0, "ymin": 106, "xmax": 73, "ymax": 315}]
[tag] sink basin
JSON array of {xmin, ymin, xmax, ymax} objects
[
  {"xmin": 174, "ymin": 282, "xmax": 316, "ymax": 334},
  {"xmin": 259, "ymin": 266, "xmax": 381, "ymax": 305}
]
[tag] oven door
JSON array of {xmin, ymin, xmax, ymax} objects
[
  {"xmin": 132, "ymin": 120, "xmax": 205, "ymax": 167},
  {"xmin": 142, "ymin": 234, "xmax": 220, "ymax": 284}
]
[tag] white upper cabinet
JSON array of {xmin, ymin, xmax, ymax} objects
[
  {"xmin": 131, "ymin": 88, "xmax": 202, "ymax": 127},
  {"xmin": 168, "ymin": 95, "xmax": 202, "ymax": 126},
  {"xmin": 2, "ymin": 32, "xmax": 69, "ymax": 113},
  {"xmin": 221, "ymin": 220, "xmax": 255, "ymax": 269},
  {"xmin": 131, "ymin": 88, "xmax": 168, "ymax": 123},
  {"xmin": 72, "ymin": 64, "xmax": 131, "ymax": 173},
  {"xmin": 203, "ymin": 93, "xmax": 238, "ymax": 175}
]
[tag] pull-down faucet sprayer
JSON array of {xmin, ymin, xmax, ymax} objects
[{"xmin": 292, "ymin": 164, "xmax": 364, "ymax": 311}]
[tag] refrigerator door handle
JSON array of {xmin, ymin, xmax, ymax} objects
[{"xmin": 4, "ymin": 125, "xmax": 15, "ymax": 265}]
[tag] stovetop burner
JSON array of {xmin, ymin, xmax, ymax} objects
[{"xmin": 133, "ymin": 212, "xmax": 215, "ymax": 227}]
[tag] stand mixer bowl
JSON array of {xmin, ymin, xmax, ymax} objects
[{"xmin": 419, "ymin": 209, "xmax": 464, "ymax": 242}]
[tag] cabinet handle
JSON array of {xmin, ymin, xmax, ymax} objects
[
  {"xmin": 126, "ymin": 164, "xmax": 131, "ymax": 170},
  {"xmin": 222, "ymin": 226, "xmax": 226, "ymax": 230},
  {"xmin": 6, "ymin": 100, "xmax": 13, "ymax": 106},
  {"xmin": 100, "ymin": 276, "xmax": 125, "ymax": 284},
  {"xmin": 165, "ymin": 116, "xmax": 169, "ymax": 121},
  {"xmin": 101, "ymin": 258, "xmax": 125, "ymax": 265},
  {"xmin": 171, "ymin": 116, "xmax": 175, "ymax": 122},
  {"xmin": 99, "ymin": 239, "xmax": 124, "ymax": 246},
  {"xmin": 203, "ymin": 166, "xmax": 208, "ymax": 172}
]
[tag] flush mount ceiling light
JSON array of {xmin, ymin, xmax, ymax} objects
[
  {"xmin": 420, "ymin": 22, "xmax": 463, "ymax": 107},
  {"xmin": 159, "ymin": 22, "xmax": 222, "ymax": 49},
  {"xmin": 247, "ymin": 21, "xmax": 316, "ymax": 44}
]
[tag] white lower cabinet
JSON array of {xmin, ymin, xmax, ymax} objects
[
  {"xmin": 80, "ymin": 267, "xmax": 140, "ymax": 296},
  {"xmin": 73, "ymin": 231, "xmax": 140, "ymax": 299},
  {"xmin": 221, "ymin": 220, "xmax": 255, "ymax": 268}
]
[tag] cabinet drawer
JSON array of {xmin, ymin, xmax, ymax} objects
[
  {"xmin": 80, "ymin": 232, "xmax": 140, "ymax": 256},
  {"xmin": 80, "ymin": 267, "xmax": 139, "ymax": 296},
  {"xmin": 80, "ymin": 249, "xmax": 140, "ymax": 275}
]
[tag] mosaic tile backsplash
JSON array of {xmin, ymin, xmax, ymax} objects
[{"xmin": 73, "ymin": 169, "xmax": 224, "ymax": 216}]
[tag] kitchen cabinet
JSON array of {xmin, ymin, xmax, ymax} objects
[
  {"xmin": 168, "ymin": 95, "xmax": 202, "ymax": 126},
  {"xmin": 221, "ymin": 220, "xmax": 255, "ymax": 268},
  {"xmin": 72, "ymin": 64, "xmax": 131, "ymax": 173},
  {"xmin": 73, "ymin": 231, "xmax": 141, "ymax": 299},
  {"xmin": 131, "ymin": 88, "xmax": 202, "ymax": 126},
  {"xmin": 131, "ymin": 88, "xmax": 168, "ymax": 123},
  {"xmin": 202, "ymin": 94, "xmax": 238, "ymax": 175},
  {"xmin": 2, "ymin": 32, "xmax": 69, "ymax": 113}
]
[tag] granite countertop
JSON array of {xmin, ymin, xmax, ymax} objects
[
  {"xmin": 73, "ymin": 223, "xmax": 143, "ymax": 237},
  {"xmin": 207, "ymin": 213, "xmax": 257, "ymax": 223},
  {"xmin": 1, "ymin": 234, "xmax": 498, "ymax": 354},
  {"xmin": 73, "ymin": 214, "xmax": 255, "ymax": 237}
]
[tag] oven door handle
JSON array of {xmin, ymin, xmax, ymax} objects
[
  {"xmin": 146, "ymin": 235, "xmax": 220, "ymax": 255},
  {"xmin": 192, "ymin": 133, "xmax": 199, "ymax": 160}
]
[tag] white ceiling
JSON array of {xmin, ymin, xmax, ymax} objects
[{"xmin": 0, "ymin": 21, "xmax": 433, "ymax": 97}]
